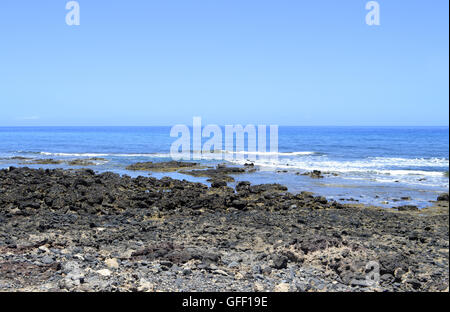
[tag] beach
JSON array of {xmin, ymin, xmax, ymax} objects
[
  {"xmin": 0, "ymin": 166, "xmax": 448, "ymax": 292},
  {"xmin": 0, "ymin": 127, "xmax": 448, "ymax": 292}
]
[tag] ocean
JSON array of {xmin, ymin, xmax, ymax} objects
[{"xmin": 0, "ymin": 126, "xmax": 448, "ymax": 208}]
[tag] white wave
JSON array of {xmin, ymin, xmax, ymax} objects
[
  {"xmin": 231, "ymin": 156, "xmax": 448, "ymax": 188},
  {"xmin": 36, "ymin": 151, "xmax": 448, "ymax": 171},
  {"xmin": 220, "ymin": 150, "xmax": 318, "ymax": 156},
  {"xmin": 371, "ymin": 169, "xmax": 445, "ymax": 177},
  {"xmin": 39, "ymin": 152, "xmax": 162, "ymax": 157},
  {"xmin": 368, "ymin": 157, "xmax": 449, "ymax": 168},
  {"xmin": 37, "ymin": 151, "xmax": 319, "ymax": 160},
  {"xmin": 229, "ymin": 157, "xmax": 448, "ymax": 178},
  {"xmin": 40, "ymin": 152, "xmax": 109, "ymax": 157},
  {"xmin": 375, "ymin": 176, "xmax": 449, "ymax": 188},
  {"xmin": 154, "ymin": 150, "xmax": 319, "ymax": 157}
]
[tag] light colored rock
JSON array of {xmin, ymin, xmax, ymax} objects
[
  {"xmin": 63, "ymin": 261, "xmax": 81, "ymax": 273},
  {"xmin": 99, "ymin": 250, "xmax": 111, "ymax": 259},
  {"xmin": 274, "ymin": 283, "xmax": 290, "ymax": 292},
  {"xmin": 119, "ymin": 249, "xmax": 134, "ymax": 260},
  {"xmin": 10, "ymin": 208, "xmax": 21, "ymax": 215},
  {"xmin": 38, "ymin": 245, "xmax": 50, "ymax": 253},
  {"xmin": 227, "ymin": 261, "xmax": 239, "ymax": 269},
  {"xmin": 234, "ymin": 272, "xmax": 244, "ymax": 280},
  {"xmin": 60, "ymin": 261, "xmax": 85, "ymax": 290},
  {"xmin": 138, "ymin": 279, "xmax": 154, "ymax": 292},
  {"xmin": 96, "ymin": 269, "xmax": 112, "ymax": 277},
  {"xmin": 105, "ymin": 258, "xmax": 119, "ymax": 269},
  {"xmin": 214, "ymin": 269, "xmax": 228, "ymax": 276},
  {"xmin": 254, "ymin": 282, "xmax": 265, "ymax": 292}
]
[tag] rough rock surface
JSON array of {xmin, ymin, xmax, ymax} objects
[
  {"xmin": 0, "ymin": 167, "xmax": 448, "ymax": 292},
  {"xmin": 180, "ymin": 164, "xmax": 256, "ymax": 182},
  {"xmin": 125, "ymin": 161, "xmax": 203, "ymax": 172},
  {"xmin": 21, "ymin": 158, "xmax": 107, "ymax": 167}
]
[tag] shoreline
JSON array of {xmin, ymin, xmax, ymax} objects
[
  {"xmin": 0, "ymin": 166, "xmax": 448, "ymax": 292},
  {"xmin": 0, "ymin": 156, "xmax": 448, "ymax": 209}
]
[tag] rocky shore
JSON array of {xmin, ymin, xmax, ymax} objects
[{"xmin": 0, "ymin": 166, "xmax": 448, "ymax": 292}]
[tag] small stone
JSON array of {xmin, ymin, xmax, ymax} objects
[
  {"xmin": 96, "ymin": 269, "xmax": 112, "ymax": 277},
  {"xmin": 381, "ymin": 274, "xmax": 394, "ymax": 283},
  {"xmin": 406, "ymin": 279, "xmax": 421, "ymax": 290},
  {"xmin": 214, "ymin": 269, "xmax": 229, "ymax": 276},
  {"xmin": 138, "ymin": 279, "xmax": 154, "ymax": 292},
  {"xmin": 182, "ymin": 268, "xmax": 192, "ymax": 275},
  {"xmin": 235, "ymin": 272, "xmax": 244, "ymax": 280},
  {"xmin": 197, "ymin": 263, "xmax": 209, "ymax": 270},
  {"xmin": 394, "ymin": 268, "xmax": 406, "ymax": 280},
  {"xmin": 105, "ymin": 258, "xmax": 119, "ymax": 269},
  {"xmin": 160, "ymin": 260, "xmax": 173, "ymax": 268},
  {"xmin": 274, "ymin": 283, "xmax": 290, "ymax": 292},
  {"xmin": 38, "ymin": 246, "xmax": 50, "ymax": 253},
  {"xmin": 252, "ymin": 264, "xmax": 262, "ymax": 274},
  {"xmin": 262, "ymin": 266, "xmax": 272, "ymax": 274},
  {"xmin": 41, "ymin": 255, "xmax": 54, "ymax": 264},
  {"xmin": 227, "ymin": 261, "xmax": 239, "ymax": 269},
  {"xmin": 254, "ymin": 282, "xmax": 265, "ymax": 292},
  {"xmin": 10, "ymin": 208, "xmax": 21, "ymax": 215},
  {"xmin": 295, "ymin": 282, "xmax": 307, "ymax": 292},
  {"xmin": 272, "ymin": 255, "xmax": 288, "ymax": 269},
  {"xmin": 118, "ymin": 250, "xmax": 134, "ymax": 260},
  {"xmin": 63, "ymin": 261, "xmax": 80, "ymax": 273}
]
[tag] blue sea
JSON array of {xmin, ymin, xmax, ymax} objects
[{"xmin": 0, "ymin": 126, "xmax": 448, "ymax": 208}]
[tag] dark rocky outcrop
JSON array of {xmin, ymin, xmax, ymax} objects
[
  {"xmin": 126, "ymin": 161, "xmax": 203, "ymax": 172},
  {"xmin": 298, "ymin": 170, "xmax": 324, "ymax": 179},
  {"xmin": 437, "ymin": 193, "xmax": 449, "ymax": 202},
  {"xmin": 180, "ymin": 164, "xmax": 252, "ymax": 182},
  {"xmin": 29, "ymin": 159, "xmax": 64, "ymax": 165},
  {"xmin": 396, "ymin": 205, "xmax": 419, "ymax": 212},
  {"xmin": 0, "ymin": 167, "xmax": 448, "ymax": 292}
]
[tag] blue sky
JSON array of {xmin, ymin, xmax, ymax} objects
[{"xmin": 0, "ymin": 0, "xmax": 448, "ymax": 126}]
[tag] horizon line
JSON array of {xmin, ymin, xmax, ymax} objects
[{"xmin": 0, "ymin": 125, "xmax": 448, "ymax": 128}]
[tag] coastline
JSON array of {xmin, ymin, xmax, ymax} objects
[
  {"xmin": 1, "ymin": 126, "xmax": 448, "ymax": 210},
  {"xmin": 1, "ymin": 154, "xmax": 448, "ymax": 209},
  {"xmin": 0, "ymin": 166, "xmax": 448, "ymax": 292}
]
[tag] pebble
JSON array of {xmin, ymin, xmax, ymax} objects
[
  {"xmin": 227, "ymin": 261, "xmax": 239, "ymax": 269},
  {"xmin": 254, "ymin": 282, "xmax": 265, "ymax": 292},
  {"xmin": 41, "ymin": 255, "xmax": 54, "ymax": 264},
  {"xmin": 105, "ymin": 258, "xmax": 119, "ymax": 269},
  {"xmin": 274, "ymin": 283, "xmax": 290, "ymax": 292},
  {"xmin": 97, "ymin": 269, "xmax": 112, "ymax": 277}
]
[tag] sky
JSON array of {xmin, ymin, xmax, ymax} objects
[{"xmin": 0, "ymin": 0, "xmax": 448, "ymax": 126}]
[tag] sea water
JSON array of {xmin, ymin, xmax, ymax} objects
[{"xmin": 0, "ymin": 126, "xmax": 448, "ymax": 208}]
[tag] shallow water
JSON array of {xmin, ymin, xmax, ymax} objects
[{"xmin": 0, "ymin": 126, "xmax": 448, "ymax": 208}]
